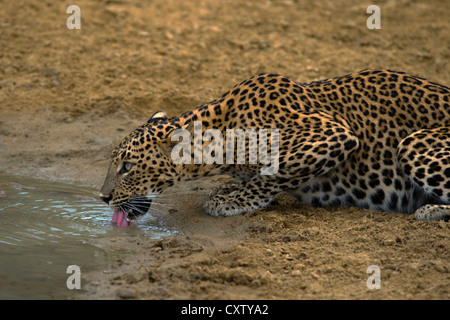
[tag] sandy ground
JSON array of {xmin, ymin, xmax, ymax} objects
[{"xmin": 1, "ymin": 0, "xmax": 449, "ymax": 299}]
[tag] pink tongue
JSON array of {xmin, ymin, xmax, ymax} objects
[{"xmin": 112, "ymin": 210, "xmax": 131, "ymax": 227}]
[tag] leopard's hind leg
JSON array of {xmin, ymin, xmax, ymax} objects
[
  {"xmin": 397, "ymin": 127, "xmax": 450, "ymax": 221},
  {"xmin": 414, "ymin": 204, "xmax": 450, "ymax": 221}
]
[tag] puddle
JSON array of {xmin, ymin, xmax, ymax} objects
[{"xmin": 0, "ymin": 172, "xmax": 175, "ymax": 299}]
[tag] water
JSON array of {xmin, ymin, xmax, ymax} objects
[{"xmin": 0, "ymin": 172, "xmax": 175, "ymax": 299}]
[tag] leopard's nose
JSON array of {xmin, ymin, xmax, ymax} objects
[{"xmin": 100, "ymin": 194, "xmax": 112, "ymax": 205}]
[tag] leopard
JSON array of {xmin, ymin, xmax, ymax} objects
[{"xmin": 99, "ymin": 69, "xmax": 450, "ymax": 226}]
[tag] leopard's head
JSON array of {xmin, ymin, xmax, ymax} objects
[{"xmin": 99, "ymin": 111, "xmax": 185, "ymax": 225}]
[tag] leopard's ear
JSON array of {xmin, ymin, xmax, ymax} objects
[{"xmin": 148, "ymin": 110, "xmax": 168, "ymax": 123}]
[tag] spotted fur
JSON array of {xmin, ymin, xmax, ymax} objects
[{"xmin": 100, "ymin": 70, "xmax": 450, "ymax": 221}]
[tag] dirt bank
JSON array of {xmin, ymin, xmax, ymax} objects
[{"xmin": 0, "ymin": 0, "xmax": 449, "ymax": 299}]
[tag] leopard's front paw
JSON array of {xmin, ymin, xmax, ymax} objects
[
  {"xmin": 208, "ymin": 183, "xmax": 240, "ymax": 199},
  {"xmin": 203, "ymin": 195, "xmax": 247, "ymax": 217}
]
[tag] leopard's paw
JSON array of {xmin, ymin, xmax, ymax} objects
[
  {"xmin": 208, "ymin": 183, "xmax": 240, "ymax": 199},
  {"xmin": 203, "ymin": 195, "xmax": 247, "ymax": 217},
  {"xmin": 414, "ymin": 204, "xmax": 450, "ymax": 221}
]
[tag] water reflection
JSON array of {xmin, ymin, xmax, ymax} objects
[{"xmin": 0, "ymin": 172, "xmax": 174, "ymax": 299}]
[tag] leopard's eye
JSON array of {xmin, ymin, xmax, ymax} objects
[{"xmin": 119, "ymin": 162, "xmax": 135, "ymax": 175}]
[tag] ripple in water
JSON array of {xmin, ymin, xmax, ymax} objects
[{"xmin": 0, "ymin": 172, "xmax": 175, "ymax": 299}]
